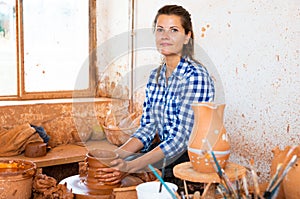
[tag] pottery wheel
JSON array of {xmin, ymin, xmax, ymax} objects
[{"xmin": 60, "ymin": 175, "xmax": 114, "ymax": 199}]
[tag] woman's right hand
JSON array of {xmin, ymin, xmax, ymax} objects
[{"xmin": 94, "ymin": 165, "xmax": 127, "ymax": 185}]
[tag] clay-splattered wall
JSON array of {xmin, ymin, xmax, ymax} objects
[
  {"xmin": 97, "ymin": 0, "xmax": 300, "ymax": 183},
  {"xmin": 0, "ymin": 101, "xmax": 111, "ymax": 147}
]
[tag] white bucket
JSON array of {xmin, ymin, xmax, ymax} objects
[{"xmin": 136, "ymin": 181, "xmax": 178, "ymax": 199}]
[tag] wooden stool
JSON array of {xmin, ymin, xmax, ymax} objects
[{"xmin": 173, "ymin": 162, "xmax": 247, "ymax": 198}]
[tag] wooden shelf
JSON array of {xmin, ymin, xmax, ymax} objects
[{"xmin": 0, "ymin": 140, "xmax": 117, "ymax": 168}]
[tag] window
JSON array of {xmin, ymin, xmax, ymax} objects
[{"xmin": 0, "ymin": 0, "xmax": 96, "ymax": 100}]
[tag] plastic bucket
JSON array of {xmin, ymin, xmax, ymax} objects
[{"xmin": 136, "ymin": 181, "xmax": 178, "ymax": 199}]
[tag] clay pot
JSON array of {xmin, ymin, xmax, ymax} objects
[
  {"xmin": 0, "ymin": 160, "xmax": 36, "ymax": 199},
  {"xmin": 283, "ymin": 157, "xmax": 300, "ymax": 199},
  {"xmin": 271, "ymin": 145, "xmax": 300, "ymax": 199},
  {"xmin": 86, "ymin": 149, "xmax": 119, "ymax": 168},
  {"xmin": 85, "ymin": 149, "xmax": 120, "ymax": 192},
  {"xmin": 24, "ymin": 142, "xmax": 47, "ymax": 157},
  {"xmin": 188, "ymin": 102, "xmax": 230, "ymax": 173}
]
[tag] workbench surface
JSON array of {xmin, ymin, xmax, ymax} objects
[{"xmin": 0, "ymin": 140, "xmax": 117, "ymax": 167}]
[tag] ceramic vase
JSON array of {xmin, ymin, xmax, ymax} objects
[{"xmin": 188, "ymin": 102, "xmax": 230, "ymax": 173}]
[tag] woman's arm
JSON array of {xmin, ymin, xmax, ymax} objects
[
  {"xmin": 114, "ymin": 137, "xmax": 144, "ymax": 159},
  {"xmin": 113, "ymin": 145, "xmax": 165, "ymax": 173},
  {"xmin": 94, "ymin": 140, "xmax": 164, "ymax": 184}
]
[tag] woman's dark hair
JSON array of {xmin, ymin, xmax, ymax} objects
[{"xmin": 153, "ymin": 5, "xmax": 194, "ymax": 58}]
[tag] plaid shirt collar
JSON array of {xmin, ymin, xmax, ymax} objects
[{"xmin": 159, "ymin": 56, "xmax": 190, "ymax": 81}]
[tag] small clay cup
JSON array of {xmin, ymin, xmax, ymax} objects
[{"xmin": 24, "ymin": 142, "xmax": 47, "ymax": 158}]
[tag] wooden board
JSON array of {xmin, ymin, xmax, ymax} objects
[{"xmin": 0, "ymin": 140, "xmax": 117, "ymax": 167}]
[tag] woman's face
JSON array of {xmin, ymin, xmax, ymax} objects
[{"xmin": 155, "ymin": 14, "xmax": 191, "ymax": 57}]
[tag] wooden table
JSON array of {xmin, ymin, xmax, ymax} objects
[
  {"xmin": 0, "ymin": 140, "xmax": 117, "ymax": 167},
  {"xmin": 173, "ymin": 162, "xmax": 247, "ymax": 198}
]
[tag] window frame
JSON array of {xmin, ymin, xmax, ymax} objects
[{"xmin": 0, "ymin": 0, "xmax": 97, "ymax": 101}]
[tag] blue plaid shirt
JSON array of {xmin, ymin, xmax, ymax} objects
[{"xmin": 132, "ymin": 56, "xmax": 215, "ymax": 159}]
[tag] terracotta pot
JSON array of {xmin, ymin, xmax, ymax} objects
[
  {"xmin": 283, "ymin": 158, "xmax": 300, "ymax": 199},
  {"xmin": 0, "ymin": 160, "xmax": 36, "ymax": 199},
  {"xmin": 188, "ymin": 102, "xmax": 230, "ymax": 173},
  {"xmin": 85, "ymin": 149, "xmax": 120, "ymax": 192},
  {"xmin": 86, "ymin": 149, "xmax": 119, "ymax": 168},
  {"xmin": 24, "ymin": 142, "xmax": 47, "ymax": 157},
  {"xmin": 271, "ymin": 145, "xmax": 300, "ymax": 199}
]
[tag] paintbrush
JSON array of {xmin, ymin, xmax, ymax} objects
[
  {"xmin": 217, "ymin": 184, "xmax": 227, "ymax": 199},
  {"xmin": 235, "ymin": 168, "xmax": 241, "ymax": 199},
  {"xmin": 203, "ymin": 139, "xmax": 237, "ymax": 198},
  {"xmin": 264, "ymin": 146, "xmax": 298, "ymax": 198},
  {"xmin": 148, "ymin": 164, "xmax": 177, "ymax": 199},
  {"xmin": 211, "ymin": 163, "xmax": 230, "ymax": 195},
  {"xmin": 159, "ymin": 158, "xmax": 167, "ymax": 192},
  {"xmin": 180, "ymin": 191, "xmax": 185, "ymax": 199},
  {"xmin": 241, "ymin": 176, "xmax": 250, "ymax": 198},
  {"xmin": 202, "ymin": 139, "xmax": 222, "ymax": 176},
  {"xmin": 249, "ymin": 159, "xmax": 260, "ymax": 199},
  {"xmin": 221, "ymin": 168, "xmax": 238, "ymax": 198},
  {"xmin": 268, "ymin": 155, "xmax": 297, "ymax": 197},
  {"xmin": 264, "ymin": 163, "xmax": 283, "ymax": 195},
  {"xmin": 183, "ymin": 180, "xmax": 189, "ymax": 199}
]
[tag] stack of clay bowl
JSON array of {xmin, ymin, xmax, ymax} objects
[{"xmin": 85, "ymin": 149, "xmax": 120, "ymax": 196}]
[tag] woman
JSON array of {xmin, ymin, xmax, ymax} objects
[{"xmin": 98, "ymin": 4, "xmax": 215, "ymax": 183}]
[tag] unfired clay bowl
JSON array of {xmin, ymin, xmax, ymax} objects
[{"xmin": 86, "ymin": 149, "xmax": 119, "ymax": 168}]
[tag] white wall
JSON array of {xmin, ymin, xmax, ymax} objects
[{"xmin": 97, "ymin": 0, "xmax": 300, "ymax": 183}]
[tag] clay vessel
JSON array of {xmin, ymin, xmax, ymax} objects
[
  {"xmin": 0, "ymin": 160, "xmax": 36, "ymax": 199},
  {"xmin": 85, "ymin": 149, "xmax": 121, "ymax": 193},
  {"xmin": 188, "ymin": 102, "xmax": 230, "ymax": 173},
  {"xmin": 271, "ymin": 145, "xmax": 300, "ymax": 199},
  {"xmin": 24, "ymin": 142, "xmax": 47, "ymax": 157}
]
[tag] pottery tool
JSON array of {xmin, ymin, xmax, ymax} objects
[
  {"xmin": 235, "ymin": 168, "xmax": 241, "ymax": 199},
  {"xmin": 159, "ymin": 158, "xmax": 167, "ymax": 192},
  {"xmin": 203, "ymin": 139, "xmax": 228, "ymax": 186},
  {"xmin": 268, "ymin": 154, "xmax": 297, "ymax": 198},
  {"xmin": 148, "ymin": 164, "xmax": 177, "ymax": 199},
  {"xmin": 241, "ymin": 176, "xmax": 250, "ymax": 198},
  {"xmin": 203, "ymin": 139, "xmax": 237, "ymax": 198},
  {"xmin": 281, "ymin": 146, "xmax": 298, "ymax": 168},
  {"xmin": 249, "ymin": 159, "xmax": 260, "ymax": 199},
  {"xmin": 221, "ymin": 168, "xmax": 238, "ymax": 198},
  {"xmin": 174, "ymin": 191, "xmax": 181, "ymax": 199},
  {"xmin": 216, "ymin": 184, "xmax": 227, "ymax": 199},
  {"xmin": 183, "ymin": 180, "xmax": 189, "ymax": 199},
  {"xmin": 264, "ymin": 163, "xmax": 283, "ymax": 195},
  {"xmin": 180, "ymin": 191, "xmax": 185, "ymax": 199},
  {"xmin": 193, "ymin": 191, "xmax": 201, "ymax": 199},
  {"xmin": 264, "ymin": 145, "xmax": 298, "ymax": 198},
  {"xmin": 202, "ymin": 139, "xmax": 222, "ymax": 175}
]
